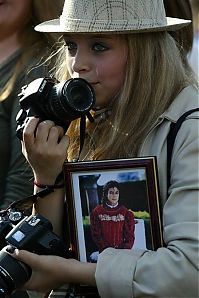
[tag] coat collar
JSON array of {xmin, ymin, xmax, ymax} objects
[{"xmin": 160, "ymin": 85, "xmax": 199, "ymax": 123}]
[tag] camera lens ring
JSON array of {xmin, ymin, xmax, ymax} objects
[
  {"xmin": 49, "ymin": 78, "xmax": 95, "ymax": 121},
  {"xmin": 65, "ymin": 78, "xmax": 94, "ymax": 112}
]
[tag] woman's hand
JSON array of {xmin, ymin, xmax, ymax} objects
[
  {"xmin": 9, "ymin": 249, "xmax": 96, "ymax": 293},
  {"xmin": 12, "ymin": 249, "xmax": 75, "ymax": 292},
  {"xmin": 22, "ymin": 117, "xmax": 69, "ymax": 184}
]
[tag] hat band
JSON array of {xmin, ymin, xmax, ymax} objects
[{"xmin": 59, "ymin": 15, "xmax": 167, "ymax": 32}]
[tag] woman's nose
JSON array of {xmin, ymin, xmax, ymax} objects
[{"xmin": 72, "ymin": 51, "xmax": 90, "ymax": 73}]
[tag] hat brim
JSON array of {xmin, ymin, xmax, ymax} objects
[{"xmin": 35, "ymin": 17, "xmax": 191, "ymax": 33}]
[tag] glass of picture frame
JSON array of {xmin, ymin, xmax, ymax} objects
[{"xmin": 63, "ymin": 156, "xmax": 163, "ymax": 295}]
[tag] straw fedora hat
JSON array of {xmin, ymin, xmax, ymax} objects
[{"xmin": 35, "ymin": 0, "xmax": 191, "ymax": 33}]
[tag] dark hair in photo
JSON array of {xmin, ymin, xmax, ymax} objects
[{"xmin": 102, "ymin": 180, "xmax": 120, "ymax": 205}]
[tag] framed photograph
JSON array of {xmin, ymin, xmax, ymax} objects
[{"xmin": 63, "ymin": 157, "xmax": 163, "ymax": 294}]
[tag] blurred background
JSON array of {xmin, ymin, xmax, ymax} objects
[{"xmin": 189, "ymin": 0, "xmax": 199, "ymax": 77}]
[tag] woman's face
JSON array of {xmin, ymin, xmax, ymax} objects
[
  {"xmin": 107, "ymin": 187, "xmax": 119, "ymax": 206},
  {"xmin": 64, "ymin": 34, "xmax": 128, "ymax": 108},
  {"xmin": 0, "ymin": 0, "xmax": 32, "ymax": 37}
]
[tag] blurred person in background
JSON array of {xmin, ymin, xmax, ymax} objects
[
  {"xmin": 0, "ymin": 0, "xmax": 64, "ymax": 297},
  {"xmin": 0, "ymin": 0, "xmax": 64, "ymax": 210},
  {"xmin": 164, "ymin": 0, "xmax": 194, "ymax": 71},
  {"xmin": 164, "ymin": 0, "xmax": 198, "ymax": 78},
  {"xmin": 189, "ymin": 0, "xmax": 199, "ymax": 77}
]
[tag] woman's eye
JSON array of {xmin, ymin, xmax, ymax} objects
[
  {"xmin": 65, "ymin": 41, "xmax": 77, "ymax": 51},
  {"xmin": 93, "ymin": 42, "xmax": 108, "ymax": 52}
]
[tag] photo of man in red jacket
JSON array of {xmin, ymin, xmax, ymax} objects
[{"xmin": 90, "ymin": 180, "xmax": 135, "ymax": 253}]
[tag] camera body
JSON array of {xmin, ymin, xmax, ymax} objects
[
  {"xmin": 0, "ymin": 213, "xmax": 71, "ymax": 297},
  {"xmin": 0, "ymin": 210, "xmax": 24, "ymax": 249},
  {"xmin": 5, "ymin": 213, "xmax": 70, "ymax": 258},
  {"xmin": 16, "ymin": 77, "xmax": 95, "ymax": 139}
]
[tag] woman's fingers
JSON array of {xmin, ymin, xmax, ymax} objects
[
  {"xmin": 46, "ymin": 125, "xmax": 65, "ymax": 144},
  {"xmin": 21, "ymin": 117, "xmax": 39, "ymax": 158},
  {"xmin": 35, "ymin": 120, "xmax": 56, "ymax": 142},
  {"xmin": 23, "ymin": 118, "xmax": 66, "ymax": 145},
  {"xmin": 22, "ymin": 117, "xmax": 40, "ymax": 143},
  {"xmin": 12, "ymin": 249, "xmax": 40, "ymax": 268},
  {"xmin": 8, "ymin": 249, "xmax": 68, "ymax": 292},
  {"xmin": 21, "ymin": 117, "xmax": 70, "ymax": 183}
]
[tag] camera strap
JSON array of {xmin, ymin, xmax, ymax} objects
[
  {"xmin": 167, "ymin": 107, "xmax": 199, "ymax": 196},
  {"xmin": 79, "ymin": 115, "xmax": 86, "ymax": 156},
  {"xmin": 0, "ymin": 172, "xmax": 64, "ymax": 216},
  {"xmin": 78, "ymin": 112, "xmax": 94, "ymax": 160},
  {"xmin": 0, "ymin": 192, "xmax": 44, "ymax": 216}
]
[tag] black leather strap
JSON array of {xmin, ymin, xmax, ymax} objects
[{"xmin": 167, "ymin": 108, "xmax": 199, "ymax": 196}]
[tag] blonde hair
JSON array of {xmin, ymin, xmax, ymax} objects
[
  {"xmin": 0, "ymin": 0, "xmax": 64, "ymax": 101},
  {"xmin": 54, "ymin": 31, "xmax": 196, "ymax": 160}
]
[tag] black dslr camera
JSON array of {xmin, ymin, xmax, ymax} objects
[
  {"xmin": 0, "ymin": 212, "xmax": 71, "ymax": 297},
  {"xmin": 16, "ymin": 77, "xmax": 95, "ymax": 139}
]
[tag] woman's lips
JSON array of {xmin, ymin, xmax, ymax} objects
[{"xmin": 90, "ymin": 82, "xmax": 99, "ymax": 86}]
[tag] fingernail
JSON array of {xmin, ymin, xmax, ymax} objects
[{"xmin": 6, "ymin": 245, "xmax": 16, "ymax": 254}]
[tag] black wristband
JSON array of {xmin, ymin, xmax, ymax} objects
[
  {"xmin": 34, "ymin": 172, "xmax": 64, "ymax": 189},
  {"xmin": 34, "ymin": 181, "xmax": 64, "ymax": 189}
]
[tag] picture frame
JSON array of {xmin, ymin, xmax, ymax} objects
[{"xmin": 63, "ymin": 157, "xmax": 163, "ymax": 295}]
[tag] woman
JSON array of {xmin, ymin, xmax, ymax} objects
[
  {"xmin": 0, "ymin": 0, "xmax": 64, "ymax": 209},
  {"xmin": 7, "ymin": 0, "xmax": 199, "ymax": 297}
]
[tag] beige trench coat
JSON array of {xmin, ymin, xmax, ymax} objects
[{"xmin": 95, "ymin": 85, "xmax": 199, "ymax": 298}]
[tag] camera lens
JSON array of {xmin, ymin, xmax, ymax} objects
[
  {"xmin": 0, "ymin": 275, "xmax": 10, "ymax": 298},
  {"xmin": 0, "ymin": 247, "xmax": 31, "ymax": 296},
  {"xmin": 49, "ymin": 78, "xmax": 95, "ymax": 122},
  {"xmin": 68, "ymin": 83, "xmax": 93, "ymax": 111}
]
